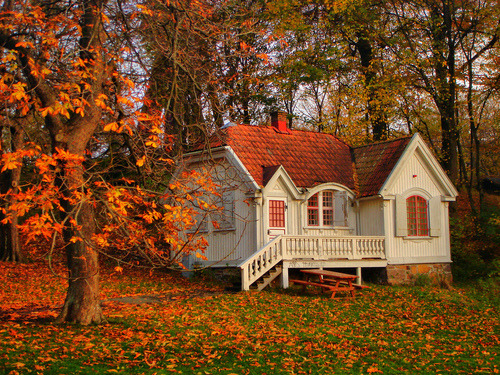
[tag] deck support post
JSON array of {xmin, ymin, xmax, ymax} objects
[
  {"xmin": 356, "ymin": 267, "xmax": 362, "ymax": 285},
  {"xmin": 281, "ymin": 264, "xmax": 289, "ymax": 289},
  {"xmin": 241, "ymin": 267, "xmax": 250, "ymax": 291}
]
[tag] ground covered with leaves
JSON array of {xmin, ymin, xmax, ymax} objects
[{"xmin": 0, "ymin": 261, "xmax": 498, "ymax": 374}]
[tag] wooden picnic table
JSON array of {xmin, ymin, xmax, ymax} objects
[{"xmin": 290, "ymin": 269, "xmax": 367, "ymax": 298}]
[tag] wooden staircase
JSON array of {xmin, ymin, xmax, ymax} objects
[
  {"xmin": 239, "ymin": 236, "xmax": 284, "ymax": 291},
  {"xmin": 251, "ymin": 264, "xmax": 282, "ymax": 291}
]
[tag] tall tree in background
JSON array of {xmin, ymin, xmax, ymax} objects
[
  {"xmin": 458, "ymin": 0, "xmax": 499, "ymax": 212},
  {"xmin": 383, "ymin": 0, "xmax": 499, "ymax": 185},
  {"xmin": 140, "ymin": 0, "xmax": 219, "ymax": 154},
  {"xmin": 215, "ymin": 0, "xmax": 273, "ymax": 125},
  {"xmin": 264, "ymin": 0, "xmax": 403, "ymax": 141}
]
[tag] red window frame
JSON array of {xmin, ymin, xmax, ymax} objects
[
  {"xmin": 307, "ymin": 191, "xmax": 335, "ymax": 227},
  {"xmin": 406, "ymin": 195, "xmax": 429, "ymax": 236},
  {"xmin": 307, "ymin": 193, "xmax": 319, "ymax": 226},
  {"xmin": 322, "ymin": 191, "xmax": 334, "ymax": 226},
  {"xmin": 269, "ymin": 200, "xmax": 285, "ymax": 228}
]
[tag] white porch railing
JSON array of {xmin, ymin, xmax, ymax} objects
[
  {"xmin": 239, "ymin": 235, "xmax": 385, "ymax": 290},
  {"xmin": 237, "ymin": 236, "xmax": 284, "ymax": 291}
]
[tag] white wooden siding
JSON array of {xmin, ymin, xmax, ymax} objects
[
  {"xmin": 387, "ymin": 149, "xmax": 443, "ymax": 196},
  {"xmin": 384, "ymin": 195, "xmax": 451, "ymax": 264},
  {"xmin": 205, "ymin": 190, "xmax": 257, "ymax": 265},
  {"xmin": 381, "ymin": 148, "xmax": 452, "ymax": 264},
  {"xmin": 202, "ymin": 186, "xmax": 256, "ymax": 263},
  {"xmin": 186, "ymin": 157, "xmax": 257, "ymax": 264},
  {"xmin": 359, "ymin": 199, "xmax": 384, "ymax": 236}
]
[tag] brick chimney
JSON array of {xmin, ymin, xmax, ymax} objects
[{"xmin": 270, "ymin": 111, "xmax": 290, "ymax": 134}]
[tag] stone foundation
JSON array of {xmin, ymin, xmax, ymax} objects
[{"xmin": 386, "ymin": 263, "xmax": 453, "ymax": 286}]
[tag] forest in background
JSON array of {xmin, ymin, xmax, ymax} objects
[{"xmin": 0, "ymin": 0, "xmax": 499, "ymax": 324}]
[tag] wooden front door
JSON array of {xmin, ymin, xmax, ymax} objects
[{"xmin": 268, "ymin": 199, "xmax": 286, "ymax": 241}]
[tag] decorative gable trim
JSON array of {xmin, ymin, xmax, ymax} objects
[
  {"xmin": 261, "ymin": 165, "xmax": 302, "ymax": 200},
  {"xmin": 380, "ymin": 134, "xmax": 458, "ymax": 199},
  {"xmin": 179, "ymin": 146, "xmax": 260, "ymax": 192},
  {"xmin": 303, "ymin": 182, "xmax": 357, "ymax": 202},
  {"xmin": 224, "ymin": 146, "xmax": 260, "ymax": 191}
]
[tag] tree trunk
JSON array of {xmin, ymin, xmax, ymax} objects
[
  {"xmin": 429, "ymin": 2, "xmax": 459, "ymax": 185},
  {"xmin": 356, "ymin": 33, "xmax": 388, "ymax": 141},
  {"xmin": 56, "ymin": 209, "xmax": 103, "ymax": 324},
  {"xmin": 55, "ymin": 157, "xmax": 104, "ymax": 325},
  {"xmin": 0, "ymin": 125, "xmax": 24, "ymax": 262}
]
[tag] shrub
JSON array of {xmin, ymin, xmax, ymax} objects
[{"xmin": 451, "ymin": 197, "xmax": 500, "ymax": 282}]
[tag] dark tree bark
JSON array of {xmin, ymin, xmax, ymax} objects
[
  {"xmin": 430, "ymin": 1, "xmax": 459, "ymax": 184},
  {"xmin": 0, "ymin": 125, "xmax": 24, "ymax": 262},
  {"xmin": 52, "ymin": 3, "xmax": 106, "ymax": 323},
  {"xmin": 56, "ymin": 162, "xmax": 103, "ymax": 324},
  {"xmin": 356, "ymin": 33, "xmax": 388, "ymax": 141}
]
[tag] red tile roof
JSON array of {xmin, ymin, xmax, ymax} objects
[
  {"xmin": 352, "ymin": 137, "xmax": 412, "ymax": 197},
  {"xmin": 220, "ymin": 124, "xmax": 356, "ymax": 190},
  {"xmin": 201, "ymin": 124, "xmax": 412, "ymax": 197}
]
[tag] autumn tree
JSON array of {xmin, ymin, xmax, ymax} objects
[
  {"xmin": 457, "ymin": 1, "xmax": 499, "ymax": 212},
  {"xmin": 382, "ymin": 0, "xmax": 499, "ymax": 185},
  {"xmin": 0, "ymin": 0, "xmax": 219, "ymax": 324},
  {"xmin": 0, "ymin": 121, "xmax": 24, "ymax": 262}
]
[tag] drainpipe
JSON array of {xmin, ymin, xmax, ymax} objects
[{"xmin": 355, "ymin": 199, "xmax": 360, "ymax": 235}]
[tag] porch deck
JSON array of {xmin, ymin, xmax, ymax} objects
[{"xmin": 239, "ymin": 235, "xmax": 386, "ymax": 290}]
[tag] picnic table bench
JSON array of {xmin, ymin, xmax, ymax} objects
[{"xmin": 290, "ymin": 269, "xmax": 368, "ymax": 298}]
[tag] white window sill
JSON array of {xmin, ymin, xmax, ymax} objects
[
  {"xmin": 304, "ymin": 226, "xmax": 351, "ymax": 230},
  {"xmin": 403, "ymin": 236, "xmax": 434, "ymax": 241},
  {"xmin": 213, "ymin": 227, "xmax": 236, "ymax": 233},
  {"xmin": 187, "ymin": 229, "xmax": 208, "ymax": 234}
]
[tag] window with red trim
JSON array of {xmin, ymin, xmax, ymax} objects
[
  {"xmin": 406, "ymin": 195, "xmax": 429, "ymax": 236},
  {"xmin": 322, "ymin": 191, "xmax": 334, "ymax": 226},
  {"xmin": 269, "ymin": 200, "xmax": 285, "ymax": 228},
  {"xmin": 307, "ymin": 194, "xmax": 319, "ymax": 226},
  {"xmin": 307, "ymin": 191, "xmax": 335, "ymax": 227}
]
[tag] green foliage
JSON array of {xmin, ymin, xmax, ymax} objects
[
  {"xmin": 451, "ymin": 202, "xmax": 500, "ymax": 281},
  {"xmin": 413, "ymin": 273, "xmax": 431, "ymax": 287}
]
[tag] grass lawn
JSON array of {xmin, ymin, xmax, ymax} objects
[{"xmin": 0, "ymin": 261, "xmax": 498, "ymax": 374}]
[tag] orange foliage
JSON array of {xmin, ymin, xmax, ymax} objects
[
  {"xmin": 0, "ymin": 145, "xmax": 219, "ymax": 268},
  {"xmin": 0, "ymin": 1, "xmax": 221, "ymax": 273}
]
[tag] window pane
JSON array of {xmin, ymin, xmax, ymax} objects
[
  {"xmin": 323, "ymin": 191, "xmax": 333, "ymax": 207},
  {"xmin": 407, "ymin": 195, "xmax": 428, "ymax": 236},
  {"xmin": 308, "ymin": 208, "xmax": 319, "ymax": 226},
  {"xmin": 323, "ymin": 208, "xmax": 333, "ymax": 226},
  {"xmin": 308, "ymin": 193, "xmax": 318, "ymax": 207},
  {"xmin": 270, "ymin": 200, "xmax": 285, "ymax": 227}
]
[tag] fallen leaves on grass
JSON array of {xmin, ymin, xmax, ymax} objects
[{"xmin": 0, "ymin": 260, "xmax": 499, "ymax": 374}]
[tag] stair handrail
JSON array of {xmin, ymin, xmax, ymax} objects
[{"xmin": 238, "ymin": 235, "xmax": 284, "ymax": 290}]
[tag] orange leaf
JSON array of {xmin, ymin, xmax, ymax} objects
[{"xmin": 136, "ymin": 156, "xmax": 146, "ymax": 167}]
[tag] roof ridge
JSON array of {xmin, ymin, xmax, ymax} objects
[
  {"xmin": 352, "ymin": 135, "xmax": 413, "ymax": 150},
  {"xmin": 235, "ymin": 122, "xmax": 350, "ymax": 146}
]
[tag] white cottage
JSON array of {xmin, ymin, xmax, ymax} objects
[{"xmin": 178, "ymin": 112, "xmax": 458, "ymax": 290}]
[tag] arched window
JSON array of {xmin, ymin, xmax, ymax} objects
[
  {"xmin": 406, "ymin": 195, "xmax": 428, "ymax": 236},
  {"xmin": 307, "ymin": 191, "xmax": 335, "ymax": 227}
]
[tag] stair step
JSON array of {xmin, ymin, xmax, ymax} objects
[{"xmin": 255, "ymin": 264, "xmax": 283, "ymax": 291}]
